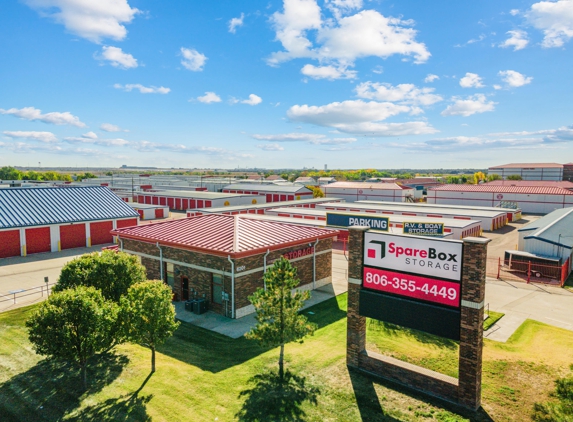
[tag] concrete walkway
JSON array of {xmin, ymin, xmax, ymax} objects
[{"xmin": 0, "ymin": 245, "xmax": 108, "ymax": 312}]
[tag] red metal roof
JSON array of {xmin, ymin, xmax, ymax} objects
[
  {"xmin": 112, "ymin": 214, "xmax": 339, "ymax": 258},
  {"xmin": 324, "ymin": 182, "xmax": 413, "ymax": 190},
  {"xmin": 429, "ymin": 184, "xmax": 573, "ymax": 195},
  {"xmin": 488, "ymin": 163, "xmax": 563, "ymax": 169}
]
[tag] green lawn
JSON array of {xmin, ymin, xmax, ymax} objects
[
  {"xmin": 1, "ymin": 295, "xmax": 573, "ymax": 421},
  {"xmin": 484, "ymin": 311, "xmax": 505, "ymax": 332}
]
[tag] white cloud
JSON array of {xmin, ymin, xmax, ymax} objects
[
  {"xmin": 325, "ymin": 0, "xmax": 363, "ymax": 19},
  {"xmin": 82, "ymin": 131, "xmax": 97, "ymax": 139},
  {"xmin": 498, "ymin": 70, "xmax": 533, "ymax": 87},
  {"xmin": 355, "ymin": 82, "xmax": 443, "ymax": 106},
  {"xmin": 100, "ymin": 123, "xmax": 127, "ymax": 132},
  {"xmin": 257, "ymin": 143, "xmax": 285, "ymax": 151},
  {"xmin": 196, "ymin": 92, "xmax": 222, "ymax": 104},
  {"xmin": 0, "ymin": 106, "xmax": 86, "ymax": 127},
  {"xmin": 97, "ymin": 46, "xmax": 138, "ymax": 69},
  {"xmin": 252, "ymin": 133, "xmax": 356, "ymax": 144},
  {"xmin": 459, "ymin": 72, "xmax": 484, "ymax": 88},
  {"xmin": 180, "ymin": 48, "xmax": 207, "ymax": 71},
  {"xmin": 510, "ymin": 9, "xmax": 520, "ymax": 16},
  {"xmin": 301, "ymin": 64, "xmax": 356, "ymax": 80},
  {"xmin": 3, "ymin": 130, "xmax": 58, "ymax": 143},
  {"xmin": 64, "ymin": 136, "xmax": 130, "ymax": 146},
  {"xmin": 241, "ymin": 94, "xmax": 263, "ymax": 106},
  {"xmin": 526, "ymin": 0, "xmax": 573, "ymax": 48},
  {"xmin": 441, "ymin": 94, "xmax": 496, "ymax": 117},
  {"xmin": 113, "ymin": 83, "xmax": 170, "ymax": 94},
  {"xmin": 493, "ymin": 84, "xmax": 502, "ymax": 90},
  {"xmin": 424, "ymin": 74, "xmax": 439, "ymax": 83},
  {"xmin": 287, "ymin": 100, "xmax": 437, "ymax": 136},
  {"xmin": 372, "ymin": 65, "xmax": 384, "ymax": 74},
  {"xmin": 499, "ymin": 30, "xmax": 529, "ymax": 51},
  {"xmin": 24, "ymin": 0, "xmax": 139, "ymax": 43},
  {"xmin": 229, "ymin": 13, "xmax": 244, "ymax": 33},
  {"xmin": 268, "ymin": 2, "xmax": 430, "ymax": 67}
]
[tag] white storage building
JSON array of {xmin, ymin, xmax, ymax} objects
[
  {"xmin": 323, "ymin": 182, "xmax": 414, "ymax": 203},
  {"xmin": 487, "ymin": 163, "xmax": 564, "ymax": 181},
  {"xmin": 427, "ymin": 185, "xmax": 573, "ymax": 214},
  {"xmin": 517, "ymin": 207, "xmax": 573, "ymax": 277}
]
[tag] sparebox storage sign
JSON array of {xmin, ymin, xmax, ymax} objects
[
  {"xmin": 326, "ymin": 213, "xmax": 389, "ymax": 231},
  {"xmin": 363, "ymin": 232, "xmax": 463, "ymax": 282}
]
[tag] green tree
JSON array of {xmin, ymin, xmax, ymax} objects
[
  {"xmin": 246, "ymin": 257, "xmax": 317, "ymax": 380},
  {"xmin": 306, "ymin": 185, "xmax": 324, "ymax": 198},
  {"xmin": 507, "ymin": 174, "xmax": 523, "ymax": 180},
  {"xmin": 121, "ymin": 280, "xmax": 180, "ymax": 372},
  {"xmin": 55, "ymin": 251, "xmax": 147, "ymax": 303},
  {"xmin": 26, "ymin": 286, "xmax": 118, "ymax": 390},
  {"xmin": 487, "ymin": 173, "xmax": 502, "ymax": 181},
  {"xmin": 473, "ymin": 171, "xmax": 486, "ymax": 184},
  {"xmin": 0, "ymin": 166, "xmax": 23, "ymax": 180}
]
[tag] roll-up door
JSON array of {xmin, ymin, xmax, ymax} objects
[
  {"xmin": 26, "ymin": 227, "xmax": 51, "ymax": 254},
  {"xmin": 60, "ymin": 224, "xmax": 86, "ymax": 250},
  {"xmin": 116, "ymin": 218, "xmax": 138, "ymax": 229},
  {"xmin": 155, "ymin": 209, "xmax": 164, "ymax": 219},
  {"xmin": 0, "ymin": 230, "xmax": 21, "ymax": 258},
  {"xmin": 167, "ymin": 198, "xmax": 174, "ymax": 209},
  {"xmin": 90, "ymin": 221, "xmax": 113, "ymax": 245}
]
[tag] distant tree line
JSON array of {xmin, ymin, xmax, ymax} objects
[{"xmin": 0, "ymin": 166, "xmax": 98, "ymax": 182}]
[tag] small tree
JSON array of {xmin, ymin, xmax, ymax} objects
[
  {"xmin": 55, "ymin": 250, "xmax": 146, "ymax": 303},
  {"xmin": 507, "ymin": 174, "xmax": 523, "ymax": 180},
  {"xmin": 26, "ymin": 286, "xmax": 118, "ymax": 390},
  {"xmin": 246, "ymin": 257, "xmax": 317, "ymax": 380},
  {"xmin": 121, "ymin": 280, "xmax": 180, "ymax": 372}
]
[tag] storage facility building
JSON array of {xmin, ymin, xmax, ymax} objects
[
  {"xmin": 517, "ymin": 207, "xmax": 573, "ymax": 278},
  {"xmin": 0, "ymin": 186, "xmax": 139, "ymax": 259},
  {"xmin": 427, "ymin": 185, "xmax": 573, "ymax": 214},
  {"xmin": 322, "ymin": 182, "xmax": 414, "ymax": 203},
  {"xmin": 222, "ymin": 183, "xmax": 313, "ymax": 202},
  {"xmin": 487, "ymin": 163, "xmax": 564, "ymax": 181},
  {"xmin": 264, "ymin": 207, "xmax": 482, "ymax": 240},
  {"xmin": 315, "ymin": 201, "xmax": 507, "ymax": 231},
  {"xmin": 112, "ymin": 215, "xmax": 339, "ymax": 318},
  {"xmin": 135, "ymin": 190, "xmax": 265, "ymax": 210},
  {"xmin": 130, "ymin": 203, "xmax": 170, "ymax": 221}
]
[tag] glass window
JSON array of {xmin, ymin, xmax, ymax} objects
[
  {"xmin": 212, "ymin": 274, "xmax": 223, "ymax": 305},
  {"xmin": 166, "ymin": 263, "xmax": 175, "ymax": 288}
]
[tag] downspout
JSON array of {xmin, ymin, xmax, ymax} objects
[
  {"xmin": 263, "ymin": 249, "xmax": 270, "ymax": 291},
  {"xmin": 156, "ymin": 242, "xmax": 164, "ymax": 281},
  {"xmin": 313, "ymin": 238, "xmax": 320, "ymax": 289},
  {"xmin": 119, "ymin": 238, "xmax": 124, "ymax": 252},
  {"xmin": 227, "ymin": 255, "xmax": 235, "ymax": 318}
]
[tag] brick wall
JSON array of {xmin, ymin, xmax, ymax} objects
[{"xmin": 121, "ymin": 236, "xmax": 334, "ymax": 319}]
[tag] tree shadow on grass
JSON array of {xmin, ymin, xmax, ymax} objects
[
  {"xmin": 0, "ymin": 352, "xmax": 128, "ymax": 422},
  {"xmin": 65, "ymin": 393, "xmax": 153, "ymax": 422},
  {"xmin": 236, "ymin": 370, "xmax": 320, "ymax": 422},
  {"xmin": 159, "ymin": 296, "xmax": 346, "ymax": 373},
  {"xmin": 367, "ymin": 319, "xmax": 458, "ymax": 350},
  {"xmin": 349, "ymin": 367, "xmax": 495, "ymax": 422}
]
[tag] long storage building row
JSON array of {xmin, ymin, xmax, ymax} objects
[{"xmin": 0, "ymin": 187, "xmax": 139, "ymax": 259}]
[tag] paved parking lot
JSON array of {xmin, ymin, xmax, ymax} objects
[{"xmin": 0, "ymin": 246, "xmax": 106, "ymax": 312}]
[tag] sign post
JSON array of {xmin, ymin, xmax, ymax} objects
[{"xmin": 346, "ymin": 226, "xmax": 489, "ymax": 411}]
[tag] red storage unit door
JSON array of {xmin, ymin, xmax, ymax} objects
[
  {"xmin": 155, "ymin": 208, "xmax": 164, "ymax": 219},
  {"xmin": 0, "ymin": 230, "xmax": 21, "ymax": 258},
  {"xmin": 152, "ymin": 196, "xmax": 159, "ymax": 205},
  {"xmin": 137, "ymin": 209, "xmax": 144, "ymax": 219},
  {"xmin": 190, "ymin": 200, "xmax": 196, "ymax": 208},
  {"xmin": 116, "ymin": 218, "xmax": 138, "ymax": 229},
  {"xmin": 182, "ymin": 199, "xmax": 189, "ymax": 209},
  {"xmin": 280, "ymin": 195, "xmax": 287, "ymax": 201},
  {"xmin": 167, "ymin": 198, "xmax": 175, "ymax": 209},
  {"xmin": 205, "ymin": 200, "xmax": 212, "ymax": 207},
  {"xmin": 160, "ymin": 197, "xmax": 167, "ymax": 206},
  {"xmin": 90, "ymin": 221, "xmax": 113, "ymax": 245},
  {"xmin": 145, "ymin": 196, "xmax": 151, "ymax": 204},
  {"xmin": 266, "ymin": 194, "xmax": 272, "ymax": 202},
  {"xmin": 175, "ymin": 198, "xmax": 182, "ymax": 210},
  {"xmin": 26, "ymin": 227, "xmax": 51, "ymax": 254},
  {"xmin": 60, "ymin": 224, "xmax": 87, "ymax": 250},
  {"xmin": 197, "ymin": 200, "xmax": 204, "ymax": 208}
]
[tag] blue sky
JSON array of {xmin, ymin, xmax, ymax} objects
[{"xmin": 1, "ymin": 0, "xmax": 572, "ymax": 170}]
